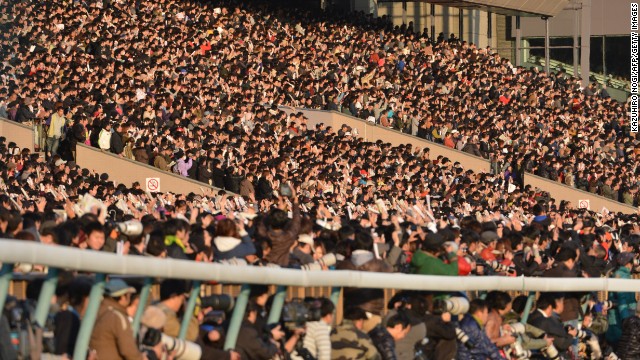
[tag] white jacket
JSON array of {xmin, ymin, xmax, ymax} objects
[{"xmin": 98, "ymin": 129, "xmax": 111, "ymax": 150}]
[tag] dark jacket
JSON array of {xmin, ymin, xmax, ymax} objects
[
  {"xmin": 235, "ymin": 321, "xmax": 278, "ymax": 360},
  {"xmin": 542, "ymin": 263, "xmax": 581, "ymax": 322},
  {"xmin": 70, "ymin": 123, "xmax": 87, "ymax": 150},
  {"xmin": 211, "ymin": 167, "xmax": 225, "ymax": 189},
  {"xmin": 197, "ymin": 163, "xmax": 213, "ymax": 184},
  {"xmin": 337, "ymin": 251, "xmax": 393, "ymax": 316},
  {"xmin": 422, "ymin": 314, "xmax": 457, "ymax": 360},
  {"xmin": 132, "ymin": 147, "xmax": 150, "ymax": 165},
  {"xmin": 456, "ymin": 314, "xmax": 504, "ymax": 360},
  {"xmin": 110, "ymin": 131, "xmax": 124, "ymax": 155},
  {"xmin": 224, "ymin": 173, "xmax": 243, "ymax": 194},
  {"xmin": 258, "ymin": 202, "xmax": 301, "ymax": 266},
  {"xmin": 368, "ymin": 326, "xmax": 397, "ymax": 360},
  {"xmin": 617, "ymin": 315, "xmax": 640, "ymax": 359},
  {"xmin": 528, "ymin": 310, "xmax": 574, "ymax": 353},
  {"xmin": 54, "ymin": 309, "xmax": 80, "ymax": 356},
  {"xmin": 15, "ymin": 104, "xmax": 35, "ymax": 123},
  {"xmin": 255, "ymin": 177, "xmax": 273, "ymax": 200}
]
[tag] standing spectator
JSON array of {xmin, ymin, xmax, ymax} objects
[
  {"xmin": 368, "ymin": 312, "xmax": 411, "ymax": 360},
  {"xmin": 255, "ymin": 170, "xmax": 274, "ymax": 201},
  {"xmin": 302, "ymin": 298, "xmax": 334, "ymax": 360},
  {"xmin": 110, "ymin": 123, "xmax": 125, "ymax": 156},
  {"xmin": 153, "ymin": 147, "xmax": 172, "ymax": 172},
  {"xmin": 606, "ymin": 252, "xmax": 638, "ymax": 348},
  {"xmin": 410, "ymin": 232, "xmax": 458, "ymax": 276},
  {"xmin": 47, "ymin": 107, "xmax": 67, "ymax": 157},
  {"xmin": 331, "ymin": 307, "xmax": 380, "ymax": 360},
  {"xmin": 456, "ymin": 299, "xmax": 505, "ymax": 360},
  {"xmin": 256, "ymin": 185, "xmax": 301, "ymax": 266},
  {"xmin": 616, "ymin": 303, "xmax": 640, "ymax": 359},
  {"xmin": 69, "ymin": 117, "xmax": 89, "ymax": 160},
  {"xmin": 98, "ymin": 121, "xmax": 112, "ymax": 151},
  {"xmin": 89, "ymin": 279, "xmax": 143, "ymax": 360},
  {"xmin": 239, "ymin": 173, "xmax": 256, "ymax": 202}
]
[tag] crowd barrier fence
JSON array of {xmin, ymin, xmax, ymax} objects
[{"xmin": 1, "ymin": 240, "xmax": 640, "ymax": 359}]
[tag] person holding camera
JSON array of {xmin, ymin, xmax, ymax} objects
[
  {"xmin": 528, "ymin": 293, "xmax": 576, "ymax": 357},
  {"xmin": 235, "ymin": 302, "xmax": 281, "ymax": 360},
  {"xmin": 456, "ymin": 299, "xmax": 506, "ymax": 360}
]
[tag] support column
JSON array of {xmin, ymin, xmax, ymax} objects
[
  {"xmin": 0, "ymin": 263, "xmax": 13, "ymax": 313},
  {"xmin": 73, "ymin": 273, "xmax": 106, "ymax": 360},
  {"xmin": 132, "ymin": 277, "xmax": 153, "ymax": 336},
  {"xmin": 430, "ymin": 4, "xmax": 436, "ymax": 40},
  {"xmin": 515, "ymin": 16, "xmax": 521, "ymax": 67},
  {"xmin": 179, "ymin": 280, "xmax": 201, "ymax": 340},
  {"xmin": 573, "ymin": 7, "xmax": 580, "ymax": 76},
  {"xmin": 581, "ymin": 0, "xmax": 592, "ymax": 87},
  {"xmin": 544, "ymin": 16, "xmax": 550, "ymax": 74},
  {"xmin": 224, "ymin": 284, "xmax": 251, "ymax": 351},
  {"xmin": 267, "ymin": 286, "xmax": 287, "ymax": 325},
  {"xmin": 34, "ymin": 268, "xmax": 59, "ymax": 327}
]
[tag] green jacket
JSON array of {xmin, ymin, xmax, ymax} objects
[{"xmin": 410, "ymin": 250, "xmax": 458, "ymax": 276}]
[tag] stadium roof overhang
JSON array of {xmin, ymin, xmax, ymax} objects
[{"xmin": 377, "ymin": 0, "xmax": 571, "ymax": 17}]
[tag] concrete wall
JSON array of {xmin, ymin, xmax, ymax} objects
[
  {"xmin": 75, "ymin": 144, "xmax": 228, "ymax": 195},
  {"xmin": 525, "ymin": 173, "xmax": 636, "ymax": 214},
  {"xmin": 0, "ymin": 118, "xmax": 35, "ymax": 152}
]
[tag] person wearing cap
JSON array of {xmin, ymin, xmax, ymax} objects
[
  {"xmin": 606, "ymin": 252, "xmax": 638, "ymax": 348},
  {"xmin": 331, "ymin": 307, "xmax": 380, "ymax": 360},
  {"xmin": 89, "ymin": 279, "xmax": 143, "ymax": 360},
  {"xmin": 410, "ymin": 232, "xmax": 458, "ymax": 276},
  {"xmin": 289, "ymin": 233, "xmax": 315, "ymax": 266}
]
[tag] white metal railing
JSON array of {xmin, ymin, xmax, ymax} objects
[{"xmin": 1, "ymin": 240, "xmax": 640, "ymax": 292}]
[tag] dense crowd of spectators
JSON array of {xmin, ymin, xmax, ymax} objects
[
  {"xmin": 1, "ymin": 0, "xmax": 639, "ymax": 206},
  {"xmin": 1, "ymin": 0, "xmax": 640, "ymax": 358}
]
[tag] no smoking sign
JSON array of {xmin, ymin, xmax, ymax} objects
[{"xmin": 146, "ymin": 177, "xmax": 161, "ymax": 192}]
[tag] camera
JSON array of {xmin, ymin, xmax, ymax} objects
[
  {"xmin": 282, "ymin": 298, "xmax": 322, "ymax": 330},
  {"xmin": 116, "ymin": 220, "xmax": 143, "ymax": 236},
  {"xmin": 161, "ymin": 334, "xmax": 202, "ymax": 360},
  {"xmin": 432, "ymin": 297, "xmax": 470, "ymax": 316},
  {"xmin": 508, "ymin": 323, "xmax": 526, "ymax": 335},
  {"xmin": 455, "ymin": 327, "xmax": 475, "ymax": 349},
  {"xmin": 487, "ymin": 260, "xmax": 515, "ymax": 274},
  {"xmin": 300, "ymin": 253, "xmax": 344, "ymax": 271},
  {"xmin": 541, "ymin": 344, "xmax": 560, "ymax": 359},
  {"xmin": 200, "ymin": 294, "xmax": 234, "ymax": 312},
  {"xmin": 511, "ymin": 340, "xmax": 532, "ymax": 359}
]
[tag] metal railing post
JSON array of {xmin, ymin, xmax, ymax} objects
[
  {"xmin": 520, "ymin": 293, "xmax": 536, "ymax": 324},
  {"xmin": 178, "ymin": 280, "xmax": 201, "ymax": 340},
  {"xmin": 224, "ymin": 284, "xmax": 251, "ymax": 351},
  {"xmin": 330, "ymin": 287, "xmax": 341, "ymax": 307},
  {"xmin": 73, "ymin": 273, "xmax": 106, "ymax": 360},
  {"xmin": 0, "ymin": 263, "xmax": 13, "ymax": 312},
  {"xmin": 132, "ymin": 277, "xmax": 153, "ymax": 337},
  {"xmin": 267, "ymin": 286, "xmax": 287, "ymax": 325},
  {"xmin": 34, "ymin": 267, "xmax": 59, "ymax": 327}
]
